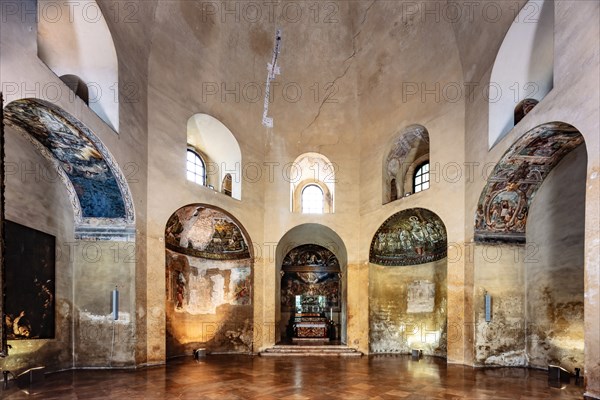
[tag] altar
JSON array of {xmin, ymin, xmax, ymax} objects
[{"xmin": 291, "ymin": 295, "xmax": 331, "ymax": 341}]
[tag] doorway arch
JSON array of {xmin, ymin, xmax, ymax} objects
[{"xmin": 275, "ymin": 224, "xmax": 348, "ymax": 344}]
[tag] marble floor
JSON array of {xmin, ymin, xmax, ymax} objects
[{"xmin": 0, "ymin": 355, "xmax": 585, "ymax": 399}]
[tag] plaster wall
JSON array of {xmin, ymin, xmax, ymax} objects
[
  {"xmin": 73, "ymin": 241, "xmax": 136, "ymax": 367},
  {"xmin": 146, "ymin": 1, "xmax": 269, "ymax": 359},
  {"xmin": 165, "ymin": 250, "xmax": 253, "ymax": 357},
  {"xmin": 526, "ymin": 145, "xmax": 586, "ymax": 372},
  {"xmin": 456, "ymin": 1, "xmax": 598, "ymax": 394},
  {"xmin": 369, "ymin": 258, "xmax": 447, "ymax": 357},
  {"xmin": 356, "ymin": 1, "xmax": 466, "ymax": 361},
  {"xmin": 473, "ymin": 245, "xmax": 526, "ymax": 366},
  {"xmin": 1, "ymin": 0, "xmax": 154, "ymax": 367}
]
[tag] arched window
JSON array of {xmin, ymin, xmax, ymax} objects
[
  {"xmin": 301, "ymin": 185, "xmax": 324, "ymax": 214},
  {"xmin": 186, "ymin": 149, "xmax": 206, "ymax": 186},
  {"xmin": 413, "ymin": 162, "xmax": 430, "ymax": 193},
  {"xmin": 290, "ymin": 152, "xmax": 334, "ymax": 213},
  {"xmin": 187, "ymin": 114, "xmax": 242, "ymax": 199},
  {"xmin": 222, "ymin": 174, "xmax": 232, "ymax": 197},
  {"xmin": 38, "ymin": 0, "xmax": 119, "ymax": 130}
]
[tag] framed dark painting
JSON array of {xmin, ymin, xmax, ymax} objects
[{"xmin": 4, "ymin": 220, "xmax": 55, "ymax": 340}]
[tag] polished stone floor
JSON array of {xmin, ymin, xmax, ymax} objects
[{"xmin": 0, "ymin": 355, "xmax": 585, "ymax": 399}]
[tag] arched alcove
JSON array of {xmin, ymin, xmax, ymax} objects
[
  {"xmin": 4, "ymin": 98, "xmax": 135, "ymax": 239},
  {"xmin": 383, "ymin": 125, "xmax": 430, "ymax": 204},
  {"xmin": 187, "ymin": 114, "xmax": 242, "ymax": 200},
  {"xmin": 473, "ymin": 122, "xmax": 586, "ymax": 371},
  {"xmin": 164, "ymin": 204, "xmax": 253, "ymax": 356},
  {"xmin": 488, "ymin": 0, "xmax": 554, "ymax": 148},
  {"xmin": 514, "ymin": 98, "xmax": 539, "ymax": 126},
  {"xmin": 275, "ymin": 224, "xmax": 347, "ymax": 344},
  {"xmin": 290, "ymin": 153, "xmax": 335, "ymax": 213},
  {"xmin": 37, "ymin": 0, "xmax": 119, "ymax": 130},
  {"xmin": 59, "ymin": 75, "xmax": 89, "ymax": 105},
  {"xmin": 369, "ymin": 208, "xmax": 448, "ymax": 356}
]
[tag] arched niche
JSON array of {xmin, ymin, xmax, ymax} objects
[
  {"xmin": 488, "ymin": 0, "xmax": 554, "ymax": 148},
  {"xmin": 383, "ymin": 125, "xmax": 429, "ymax": 204},
  {"xmin": 3, "ymin": 98, "xmax": 134, "ymax": 239},
  {"xmin": 187, "ymin": 114, "xmax": 242, "ymax": 200},
  {"xmin": 369, "ymin": 208, "xmax": 448, "ymax": 356},
  {"xmin": 475, "ymin": 122, "xmax": 585, "ymax": 243},
  {"xmin": 290, "ymin": 152, "xmax": 335, "ymax": 213},
  {"xmin": 514, "ymin": 98, "xmax": 539, "ymax": 126},
  {"xmin": 275, "ymin": 224, "xmax": 347, "ymax": 344},
  {"xmin": 473, "ymin": 122, "xmax": 586, "ymax": 371},
  {"xmin": 37, "ymin": 0, "xmax": 119, "ymax": 131},
  {"xmin": 164, "ymin": 204, "xmax": 254, "ymax": 356},
  {"xmin": 59, "ymin": 75, "xmax": 89, "ymax": 105},
  {"xmin": 280, "ymin": 244, "xmax": 341, "ymax": 341}
]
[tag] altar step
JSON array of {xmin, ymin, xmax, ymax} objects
[{"xmin": 259, "ymin": 345, "xmax": 363, "ymax": 357}]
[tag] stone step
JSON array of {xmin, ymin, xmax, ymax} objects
[
  {"xmin": 259, "ymin": 345, "xmax": 363, "ymax": 357},
  {"xmin": 271, "ymin": 345, "xmax": 352, "ymax": 350},
  {"xmin": 259, "ymin": 351, "xmax": 363, "ymax": 357}
]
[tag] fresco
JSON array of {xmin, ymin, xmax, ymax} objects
[
  {"xmin": 4, "ymin": 221, "xmax": 55, "ymax": 340},
  {"xmin": 407, "ymin": 280, "xmax": 435, "ymax": 313},
  {"xmin": 280, "ymin": 244, "xmax": 341, "ymax": 311},
  {"xmin": 167, "ymin": 250, "xmax": 251, "ymax": 315},
  {"xmin": 3, "ymin": 99, "xmax": 133, "ymax": 222},
  {"xmin": 475, "ymin": 122, "xmax": 584, "ymax": 243},
  {"xmin": 370, "ymin": 208, "xmax": 447, "ymax": 266},
  {"xmin": 384, "ymin": 125, "xmax": 429, "ymax": 203},
  {"xmin": 165, "ymin": 206, "xmax": 250, "ymax": 260}
]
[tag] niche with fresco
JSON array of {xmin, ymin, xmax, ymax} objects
[
  {"xmin": 475, "ymin": 122, "xmax": 584, "ymax": 243},
  {"xmin": 280, "ymin": 245, "xmax": 341, "ymax": 311},
  {"xmin": 165, "ymin": 206, "xmax": 253, "ymax": 356},
  {"xmin": 369, "ymin": 208, "xmax": 448, "ymax": 356},
  {"xmin": 370, "ymin": 208, "xmax": 447, "ymax": 266}
]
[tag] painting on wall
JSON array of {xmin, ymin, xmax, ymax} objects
[
  {"xmin": 166, "ymin": 250, "xmax": 252, "ymax": 315},
  {"xmin": 407, "ymin": 280, "xmax": 435, "ymax": 313},
  {"xmin": 165, "ymin": 206, "xmax": 250, "ymax": 260},
  {"xmin": 3, "ymin": 221, "xmax": 55, "ymax": 340},
  {"xmin": 370, "ymin": 208, "xmax": 447, "ymax": 266},
  {"xmin": 4, "ymin": 99, "xmax": 131, "ymax": 221},
  {"xmin": 280, "ymin": 244, "xmax": 341, "ymax": 311},
  {"xmin": 475, "ymin": 122, "xmax": 584, "ymax": 243}
]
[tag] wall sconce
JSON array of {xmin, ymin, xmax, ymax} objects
[{"xmin": 484, "ymin": 291, "xmax": 492, "ymax": 322}]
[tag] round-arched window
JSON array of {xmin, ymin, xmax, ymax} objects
[{"xmin": 301, "ymin": 185, "xmax": 324, "ymax": 214}]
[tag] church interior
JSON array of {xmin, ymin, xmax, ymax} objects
[{"xmin": 0, "ymin": 0, "xmax": 599, "ymax": 398}]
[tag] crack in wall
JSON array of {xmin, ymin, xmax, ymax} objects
[{"xmin": 300, "ymin": 0, "xmax": 377, "ymax": 138}]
